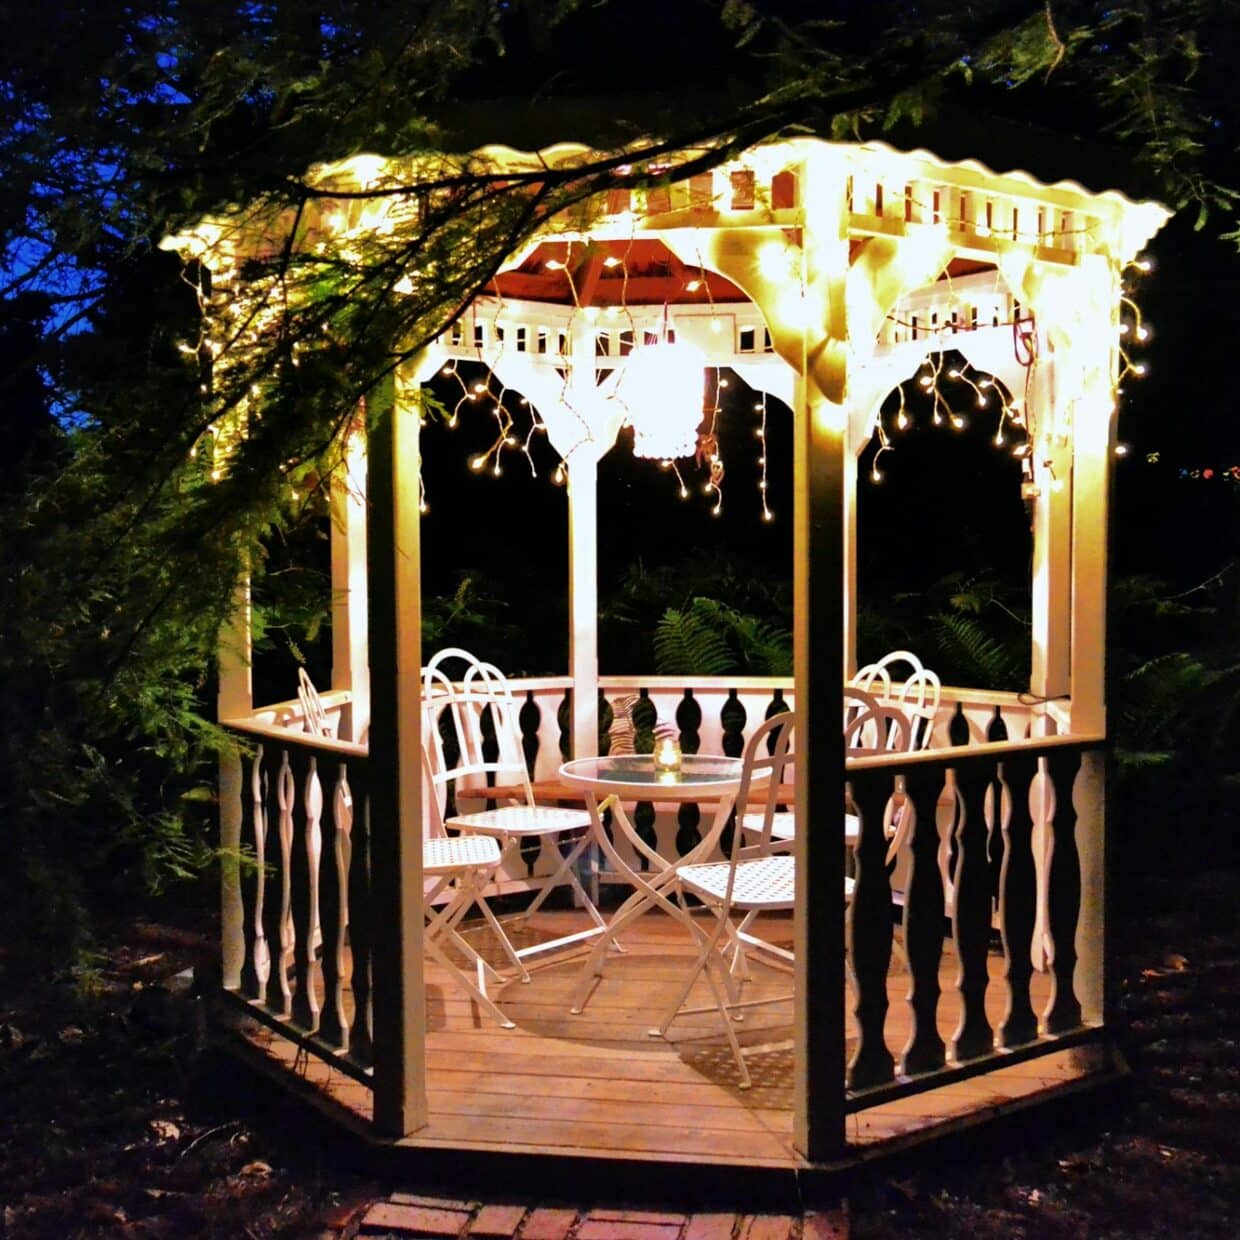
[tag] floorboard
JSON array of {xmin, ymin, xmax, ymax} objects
[{"xmin": 229, "ymin": 907, "xmax": 1100, "ymax": 1170}]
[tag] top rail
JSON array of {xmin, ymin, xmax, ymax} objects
[
  {"xmin": 845, "ymin": 730, "xmax": 1104, "ymax": 771},
  {"xmin": 223, "ymin": 715, "xmax": 369, "ymax": 760}
]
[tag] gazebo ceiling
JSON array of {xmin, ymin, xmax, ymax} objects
[{"xmin": 493, "ymin": 237, "xmax": 998, "ymax": 308}]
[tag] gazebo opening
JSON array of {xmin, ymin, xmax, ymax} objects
[{"xmin": 857, "ymin": 349, "xmax": 1033, "ymax": 691}]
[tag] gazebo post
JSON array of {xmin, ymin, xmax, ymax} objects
[
  {"xmin": 565, "ymin": 313, "xmax": 603, "ymax": 766},
  {"xmin": 791, "ymin": 149, "xmax": 850, "ymax": 1162},
  {"xmin": 1067, "ymin": 259, "xmax": 1121, "ymax": 1027},
  {"xmin": 217, "ymin": 577, "xmax": 253, "ymax": 992},
  {"xmin": 842, "ymin": 447, "xmax": 859, "ymax": 677},
  {"xmin": 366, "ymin": 360, "xmax": 429, "ymax": 1137},
  {"xmin": 1028, "ymin": 345, "xmax": 1072, "ymax": 718},
  {"xmin": 567, "ymin": 461, "xmax": 600, "ymax": 764},
  {"xmin": 330, "ymin": 415, "xmax": 370, "ymax": 743}
]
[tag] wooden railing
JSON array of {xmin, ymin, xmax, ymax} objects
[
  {"xmin": 217, "ymin": 678, "xmax": 1087, "ymax": 1109},
  {"xmin": 845, "ymin": 733, "xmax": 1106, "ymax": 1110},
  {"xmin": 219, "ymin": 714, "xmax": 374, "ymax": 1087}
]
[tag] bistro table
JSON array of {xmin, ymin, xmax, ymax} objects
[{"xmin": 559, "ymin": 752, "xmax": 767, "ymax": 1015}]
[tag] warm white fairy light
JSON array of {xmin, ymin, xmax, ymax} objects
[
  {"xmin": 867, "ymin": 356, "xmax": 1037, "ymax": 486},
  {"xmin": 755, "ymin": 392, "xmax": 773, "ymax": 521}
]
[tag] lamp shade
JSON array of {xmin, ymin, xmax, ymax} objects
[{"xmin": 619, "ymin": 340, "xmax": 705, "ymax": 460}]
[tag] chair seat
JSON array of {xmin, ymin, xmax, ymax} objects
[
  {"xmin": 679, "ymin": 854, "xmax": 796, "ymax": 910},
  {"xmin": 423, "ymin": 834, "xmax": 502, "ymax": 876},
  {"xmin": 446, "ymin": 804, "xmax": 592, "ymax": 836}
]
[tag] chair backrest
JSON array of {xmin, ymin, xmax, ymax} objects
[
  {"xmin": 421, "ymin": 647, "xmax": 535, "ymax": 807},
  {"xmin": 730, "ymin": 710, "xmax": 796, "ymax": 861},
  {"xmin": 297, "ymin": 668, "xmax": 333, "ymax": 738},
  {"xmin": 890, "ymin": 666, "xmax": 941, "ymax": 750},
  {"xmin": 850, "ymin": 650, "xmax": 940, "ymax": 751},
  {"xmin": 843, "ymin": 686, "xmax": 912, "ymax": 755}
]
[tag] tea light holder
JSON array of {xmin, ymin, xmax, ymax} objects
[{"xmin": 653, "ymin": 734, "xmax": 682, "ymax": 773}]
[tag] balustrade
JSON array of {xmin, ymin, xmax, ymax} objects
[
  {"xmin": 845, "ymin": 734, "xmax": 1103, "ymax": 1110},
  {"xmin": 222, "ymin": 719, "xmax": 373, "ymax": 1086},
  {"xmin": 217, "ymin": 677, "xmax": 1088, "ymax": 1115}
]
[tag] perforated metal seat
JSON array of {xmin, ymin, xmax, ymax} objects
[
  {"xmin": 424, "ymin": 833, "xmax": 502, "ymax": 874},
  {"xmin": 678, "ymin": 854, "xmax": 795, "ymax": 910},
  {"xmin": 444, "ymin": 804, "xmax": 591, "ymax": 837}
]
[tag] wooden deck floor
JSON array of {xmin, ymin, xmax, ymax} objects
[{"xmin": 232, "ymin": 908, "xmax": 1094, "ymax": 1172}]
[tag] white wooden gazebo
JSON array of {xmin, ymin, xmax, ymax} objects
[{"xmin": 166, "ymin": 132, "xmax": 1169, "ymax": 1190}]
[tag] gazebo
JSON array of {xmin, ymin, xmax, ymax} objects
[{"xmin": 164, "ymin": 129, "xmax": 1169, "ymax": 1194}]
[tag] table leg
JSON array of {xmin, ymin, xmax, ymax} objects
[{"xmin": 568, "ymin": 792, "xmax": 741, "ymax": 1015}]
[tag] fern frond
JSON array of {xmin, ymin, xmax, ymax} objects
[
  {"xmin": 930, "ymin": 612, "xmax": 1023, "ymax": 690},
  {"xmin": 654, "ymin": 608, "xmax": 734, "ymax": 676}
]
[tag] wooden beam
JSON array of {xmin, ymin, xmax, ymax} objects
[{"xmin": 573, "ymin": 248, "xmax": 607, "ymax": 309}]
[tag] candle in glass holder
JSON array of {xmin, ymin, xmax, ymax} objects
[{"xmin": 653, "ymin": 734, "xmax": 682, "ymax": 773}]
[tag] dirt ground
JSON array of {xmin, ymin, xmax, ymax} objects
[{"xmin": 1, "ymin": 871, "xmax": 1236, "ymax": 1238}]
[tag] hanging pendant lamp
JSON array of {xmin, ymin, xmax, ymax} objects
[{"xmin": 619, "ymin": 339, "xmax": 705, "ymax": 460}]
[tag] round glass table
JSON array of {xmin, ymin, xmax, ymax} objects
[{"xmin": 559, "ymin": 752, "xmax": 764, "ymax": 1014}]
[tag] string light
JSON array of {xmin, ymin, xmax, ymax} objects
[{"xmin": 755, "ymin": 392, "xmax": 773, "ymax": 521}]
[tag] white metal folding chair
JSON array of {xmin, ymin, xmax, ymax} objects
[
  {"xmin": 657, "ymin": 711, "xmax": 796, "ymax": 1089},
  {"xmin": 851, "ymin": 650, "xmax": 941, "ymax": 750},
  {"xmin": 738, "ymin": 685, "xmax": 916, "ymax": 849},
  {"xmin": 297, "ymin": 667, "xmax": 333, "ymax": 738},
  {"xmin": 422, "ymin": 648, "xmax": 607, "ymax": 989},
  {"xmin": 418, "ymin": 740, "xmax": 520, "ymax": 1028}
]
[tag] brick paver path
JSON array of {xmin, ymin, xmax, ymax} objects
[{"xmin": 345, "ymin": 1200, "xmax": 848, "ymax": 1239}]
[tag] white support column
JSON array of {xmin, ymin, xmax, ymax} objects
[
  {"xmin": 1069, "ymin": 375, "xmax": 1115, "ymax": 733},
  {"xmin": 567, "ymin": 462, "xmax": 599, "ymax": 762},
  {"xmin": 793, "ymin": 149, "xmax": 851, "ymax": 1163},
  {"xmin": 842, "ymin": 447, "xmax": 859, "ymax": 678},
  {"xmin": 217, "ymin": 576, "xmax": 253, "ymax": 991},
  {"xmin": 565, "ymin": 315, "xmax": 604, "ymax": 763},
  {"xmin": 1028, "ymin": 346, "xmax": 1071, "ymax": 717},
  {"xmin": 218, "ymin": 576, "xmax": 254, "ymax": 721},
  {"xmin": 368, "ymin": 360, "xmax": 430, "ymax": 1137},
  {"xmin": 1068, "ymin": 263, "xmax": 1119, "ymax": 1024},
  {"xmin": 330, "ymin": 417, "xmax": 370, "ymax": 743}
]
